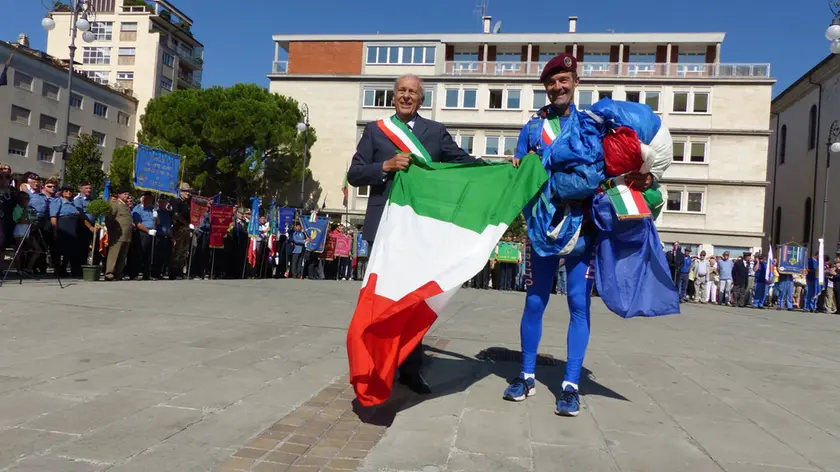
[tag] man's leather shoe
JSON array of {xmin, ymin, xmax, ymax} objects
[{"xmin": 398, "ymin": 372, "xmax": 432, "ymax": 395}]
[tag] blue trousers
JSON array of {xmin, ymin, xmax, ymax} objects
[
  {"xmin": 519, "ymin": 238, "xmax": 594, "ymax": 386},
  {"xmin": 679, "ymin": 273, "xmax": 690, "ymax": 300},
  {"xmin": 805, "ymin": 279, "xmax": 819, "ymax": 311},
  {"xmin": 777, "ymin": 276, "xmax": 794, "ymax": 310},
  {"xmin": 752, "ymin": 282, "xmax": 767, "ymax": 307}
]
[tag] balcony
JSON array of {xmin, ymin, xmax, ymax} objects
[
  {"xmin": 272, "ymin": 61, "xmax": 289, "ymax": 74},
  {"xmin": 176, "ymin": 46, "xmax": 203, "ymax": 69},
  {"xmin": 443, "ymin": 61, "xmax": 771, "ymax": 79},
  {"xmin": 177, "ymin": 72, "xmax": 200, "ymax": 88}
]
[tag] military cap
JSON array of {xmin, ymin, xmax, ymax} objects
[{"xmin": 540, "ymin": 53, "xmax": 578, "ymax": 82}]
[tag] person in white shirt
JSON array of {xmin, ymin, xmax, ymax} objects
[
  {"xmin": 706, "ymin": 256, "xmax": 719, "ymax": 304},
  {"xmin": 692, "ymin": 251, "xmax": 710, "ymax": 304}
]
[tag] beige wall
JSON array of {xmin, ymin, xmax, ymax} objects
[{"xmin": 1, "ymin": 45, "xmax": 137, "ymax": 177}]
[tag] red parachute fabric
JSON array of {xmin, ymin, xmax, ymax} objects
[{"xmin": 603, "ymin": 126, "xmax": 643, "ymax": 177}]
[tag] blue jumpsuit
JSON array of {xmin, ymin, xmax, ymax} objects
[
  {"xmin": 776, "ymin": 273, "xmax": 794, "ymax": 310},
  {"xmin": 514, "ymin": 107, "xmax": 600, "ymax": 389},
  {"xmin": 805, "ymin": 257, "xmax": 819, "ymax": 311}
]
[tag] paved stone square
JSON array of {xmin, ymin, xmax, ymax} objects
[{"xmin": 1, "ymin": 278, "xmax": 839, "ymax": 472}]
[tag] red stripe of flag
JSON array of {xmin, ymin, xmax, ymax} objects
[
  {"xmin": 630, "ymin": 189, "xmax": 651, "ymax": 215},
  {"xmin": 377, "ymin": 121, "xmax": 412, "ymax": 154}
]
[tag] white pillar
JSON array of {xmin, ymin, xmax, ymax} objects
[
  {"xmin": 666, "ymin": 43, "xmax": 672, "ymax": 76},
  {"xmin": 526, "ymin": 43, "xmax": 532, "ymax": 74},
  {"xmin": 483, "ymin": 43, "xmax": 489, "ymax": 74},
  {"xmin": 274, "ymin": 42, "xmax": 279, "ymax": 63},
  {"xmin": 572, "ymin": 43, "xmax": 578, "ymax": 57},
  {"xmin": 715, "ymin": 42, "xmax": 721, "ymax": 64}
]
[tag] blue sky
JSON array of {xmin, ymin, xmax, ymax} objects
[{"xmin": 1, "ymin": 0, "xmax": 834, "ymax": 96}]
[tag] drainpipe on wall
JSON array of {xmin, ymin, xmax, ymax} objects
[
  {"xmin": 808, "ymin": 76, "xmax": 823, "ymax": 255},
  {"xmin": 769, "ymin": 111, "xmax": 779, "ymax": 247}
]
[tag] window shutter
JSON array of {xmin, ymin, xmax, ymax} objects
[
  {"xmin": 609, "ymin": 46, "xmax": 619, "ymax": 63},
  {"xmin": 575, "ymin": 45, "xmax": 584, "ymax": 62},
  {"xmin": 622, "ymin": 45, "xmax": 630, "ymax": 63},
  {"xmin": 445, "ymin": 44, "xmax": 454, "ymax": 61},
  {"xmin": 705, "ymin": 45, "xmax": 717, "ymax": 64},
  {"xmin": 565, "ymin": 45, "xmax": 574, "ymax": 55},
  {"xmin": 487, "ymin": 45, "xmax": 497, "ymax": 62},
  {"xmin": 655, "ymin": 45, "xmax": 667, "ymax": 63},
  {"xmin": 531, "ymin": 45, "xmax": 540, "ymax": 61},
  {"xmin": 670, "ymin": 45, "xmax": 679, "ymax": 63}
]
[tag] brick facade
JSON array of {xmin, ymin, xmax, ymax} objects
[{"xmin": 288, "ymin": 41, "xmax": 363, "ymax": 75}]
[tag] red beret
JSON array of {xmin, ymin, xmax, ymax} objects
[{"xmin": 540, "ymin": 54, "xmax": 578, "ymax": 82}]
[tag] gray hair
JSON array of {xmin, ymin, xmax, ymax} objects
[{"xmin": 393, "ymin": 74, "xmax": 425, "ymax": 101}]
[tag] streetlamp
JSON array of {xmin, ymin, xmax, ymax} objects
[
  {"xmin": 826, "ymin": 1, "xmax": 840, "ymax": 54},
  {"xmin": 41, "ymin": 0, "xmax": 95, "ymax": 185},
  {"xmin": 822, "ymin": 121, "xmax": 840, "ymax": 247},
  {"xmin": 296, "ymin": 103, "xmax": 310, "ymax": 208}
]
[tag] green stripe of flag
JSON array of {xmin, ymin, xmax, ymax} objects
[
  {"xmin": 387, "ymin": 154, "xmax": 548, "ymax": 234},
  {"xmin": 606, "ymin": 187, "xmax": 630, "ymax": 216}
]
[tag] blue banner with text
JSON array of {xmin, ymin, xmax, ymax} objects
[{"xmin": 133, "ymin": 145, "xmax": 181, "ymax": 195}]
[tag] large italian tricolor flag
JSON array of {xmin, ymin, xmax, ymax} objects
[{"xmin": 347, "ymin": 154, "xmax": 548, "ymax": 406}]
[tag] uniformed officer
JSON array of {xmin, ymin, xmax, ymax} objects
[
  {"xmin": 74, "ymin": 181, "xmax": 96, "ymax": 261},
  {"xmin": 50, "ymin": 184, "xmax": 85, "ymax": 277},
  {"xmin": 105, "ymin": 188, "xmax": 133, "ymax": 281},
  {"xmin": 154, "ymin": 194, "xmax": 173, "ymax": 279},
  {"xmin": 25, "ymin": 174, "xmax": 49, "ymax": 273},
  {"xmin": 131, "ymin": 191, "xmax": 157, "ymax": 280}
]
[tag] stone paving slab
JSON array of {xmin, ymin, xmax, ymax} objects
[{"xmin": 1, "ymin": 279, "xmax": 840, "ymax": 471}]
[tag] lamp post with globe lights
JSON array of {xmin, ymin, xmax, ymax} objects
[
  {"xmin": 41, "ymin": 0, "xmax": 96, "ymax": 185},
  {"xmin": 296, "ymin": 103, "xmax": 310, "ymax": 208},
  {"xmin": 826, "ymin": 1, "xmax": 840, "ymax": 54}
]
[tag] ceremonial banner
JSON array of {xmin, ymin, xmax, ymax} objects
[
  {"xmin": 278, "ymin": 207, "xmax": 296, "ymax": 234},
  {"xmin": 495, "ymin": 242, "xmax": 521, "ymax": 262},
  {"xmin": 778, "ymin": 245, "xmax": 807, "ymax": 274},
  {"xmin": 346, "ymin": 155, "xmax": 548, "ymax": 406},
  {"xmin": 209, "ymin": 204, "xmax": 234, "ymax": 249},
  {"xmin": 356, "ymin": 233, "xmax": 370, "ymax": 258},
  {"xmin": 301, "ymin": 216, "xmax": 329, "ymax": 252},
  {"xmin": 335, "ymin": 234, "xmax": 352, "ymax": 257},
  {"xmin": 190, "ymin": 197, "xmax": 209, "ymax": 227},
  {"xmin": 324, "ymin": 234, "xmax": 337, "ymax": 260},
  {"xmin": 133, "ymin": 145, "xmax": 181, "ymax": 196}
]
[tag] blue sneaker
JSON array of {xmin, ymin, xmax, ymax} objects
[
  {"xmin": 503, "ymin": 376, "xmax": 536, "ymax": 402},
  {"xmin": 555, "ymin": 385, "xmax": 580, "ymax": 416}
]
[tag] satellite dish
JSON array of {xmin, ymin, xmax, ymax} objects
[{"xmin": 492, "ymin": 21, "xmax": 502, "ymax": 34}]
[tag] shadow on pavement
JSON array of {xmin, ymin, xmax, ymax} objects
[{"xmin": 353, "ymin": 344, "xmax": 628, "ymax": 426}]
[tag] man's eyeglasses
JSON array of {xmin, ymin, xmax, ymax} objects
[{"xmin": 45, "ymin": 185, "xmax": 56, "ymax": 188}]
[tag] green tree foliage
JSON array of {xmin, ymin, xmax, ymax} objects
[
  {"xmin": 108, "ymin": 144, "xmax": 136, "ymax": 192},
  {"xmin": 505, "ymin": 212, "xmax": 527, "ymax": 240},
  {"xmin": 138, "ymin": 84, "xmax": 316, "ymax": 204},
  {"xmin": 65, "ymin": 134, "xmax": 106, "ymax": 194}
]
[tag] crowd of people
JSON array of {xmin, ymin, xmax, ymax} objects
[{"xmin": 666, "ymin": 242, "xmax": 840, "ymax": 314}]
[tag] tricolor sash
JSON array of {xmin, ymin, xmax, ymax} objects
[
  {"xmin": 604, "ymin": 175, "xmax": 652, "ymax": 220},
  {"xmin": 541, "ymin": 115, "xmax": 561, "ymax": 147},
  {"xmin": 377, "ymin": 116, "xmax": 432, "ymax": 163}
]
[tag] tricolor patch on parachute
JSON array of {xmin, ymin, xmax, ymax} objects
[
  {"xmin": 346, "ymin": 153, "xmax": 548, "ymax": 406},
  {"xmin": 541, "ymin": 115, "xmax": 561, "ymax": 147},
  {"xmin": 605, "ymin": 175, "xmax": 651, "ymax": 219},
  {"xmin": 377, "ymin": 116, "xmax": 431, "ymax": 163}
]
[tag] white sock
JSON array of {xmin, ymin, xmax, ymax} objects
[
  {"xmin": 522, "ymin": 372, "xmax": 535, "ymax": 380},
  {"xmin": 561, "ymin": 381, "xmax": 578, "ymax": 391}
]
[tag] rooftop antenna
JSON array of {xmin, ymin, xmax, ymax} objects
[
  {"xmin": 474, "ymin": 0, "xmax": 488, "ymax": 21},
  {"xmin": 492, "ymin": 21, "xmax": 502, "ymax": 34}
]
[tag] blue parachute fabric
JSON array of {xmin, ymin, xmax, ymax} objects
[
  {"xmin": 588, "ymin": 98, "xmax": 661, "ymax": 144},
  {"xmin": 525, "ymin": 104, "xmax": 605, "ymax": 258},
  {"xmin": 591, "ymin": 181, "xmax": 680, "ymax": 318}
]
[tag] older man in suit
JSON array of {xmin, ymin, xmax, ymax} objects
[{"xmin": 348, "ymin": 73, "xmax": 476, "ymax": 395}]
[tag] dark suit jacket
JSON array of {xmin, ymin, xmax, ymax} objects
[
  {"xmin": 732, "ymin": 260, "xmax": 749, "ymax": 287},
  {"xmin": 666, "ymin": 249, "xmax": 685, "ymax": 276},
  {"xmin": 348, "ymin": 114, "xmax": 476, "ymax": 242}
]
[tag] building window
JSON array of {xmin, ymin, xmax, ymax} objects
[
  {"xmin": 489, "ymin": 89, "xmax": 503, "ymax": 109},
  {"xmin": 678, "ymin": 53, "xmax": 706, "ymax": 63},
  {"xmin": 578, "ymin": 90, "xmax": 594, "ymax": 109},
  {"xmin": 37, "ymin": 146, "xmax": 55, "ymax": 163},
  {"xmin": 115, "ymin": 138, "xmax": 128, "ymax": 148},
  {"xmin": 779, "ymin": 124, "xmax": 787, "ymax": 164},
  {"xmin": 671, "ymin": 138, "xmax": 708, "ymax": 163},
  {"xmin": 774, "ymin": 206, "xmax": 782, "ymax": 246},
  {"xmin": 93, "ymin": 102, "xmax": 108, "ymax": 118},
  {"xmin": 117, "ymin": 111, "xmax": 130, "ymax": 126},
  {"xmin": 673, "ymin": 90, "xmax": 710, "ymax": 113},
  {"xmin": 8, "ymin": 138, "xmax": 28, "ymax": 157},
  {"xmin": 362, "ymin": 88, "xmax": 394, "ymax": 108},
  {"xmin": 532, "ymin": 90, "xmax": 548, "ymax": 109},
  {"xmin": 629, "ymin": 53, "xmax": 656, "ymax": 63},
  {"xmin": 484, "ymin": 136, "xmax": 517, "ymax": 157},
  {"xmin": 42, "ymin": 82, "xmax": 60, "ymax": 101},
  {"xmin": 808, "ymin": 105, "xmax": 817, "ymax": 151},
  {"xmin": 117, "ymin": 72, "xmax": 134, "ymax": 80},
  {"xmin": 40, "ymin": 114, "xmax": 58, "ymax": 133},
  {"xmin": 356, "ymin": 186, "xmax": 369, "ymax": 197},
  {"xmin": 624, "ymin": 89, "xmax": 660, "ymax": 112},
  {"xmin": 68, "ymin": 123, "xmax": 81, "ymax": 138},
  {"xmin": 13, "ymin": 71, "xmax": 33, "ymax": 91},
  {"xmin": 84, "ymin": 70, "xmax": 109, "ymax": 85},
  {"xmin": 163, "ymin": 53, "xmax": 174, "ymax": 67},
  {"xmin": 366, "ymin": 45, "xmax": 436, "ymax": 65},
  {"xmin": 11, "ymin": 105, "xmax": 31, "ymax": 125},
  {"xmin": 82, "ymin": 47, "xmax": 111, "ymax": 64},
  {"xmin": 442, "ymin": 88, "xmax": 477, "ymax": 109},
  {"xmin": 70, "ymin": 93, "xmax": 83, "ymax": 109},
  {"xmin": 488, "ymin": 89, "xmax": 520, "ymax": 110},
  {"xmin": 506, "ymin": 89, "xmax": 521, "ymax": 109},
  {"xmin": 665, "ymin": 187, "xmax": 705, "ymax": 213},
  {"xmin": 453, "ymin": 133, "xmax": 474, "ymax": 155},
  {"xmin": 804, "ymin": 198, "xmax": 812, "ymax": 243},
  {"xmin": 119, "ymin": 47, "xmax": 136, "ymax": 56},
  {"xmin": 161, "ymin": 77, "xmax": 173, "ymax": 91},
  {"xmin": 423, "ymin": 88, "xmax": 434, "ymax": 108},
  {"xmin": 583, "ymin": 53, "xmax": 609, "ymax": 63},
  {"xmin": 598, "ymin": 90, "xmax": 613, "ymax": 100},
  {"xmin": 92, "ymin": 131, "xmax": 106, "ymax": 147},
  {"xmin": 121, "ymin": 22, "xmax": 137, "ymax": 31},
  {"xmin": 91, "ymin": 21, "xmax": 113, "ymax": 40}
]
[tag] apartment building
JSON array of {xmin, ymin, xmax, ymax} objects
[
  {"xmin": 268, "ymin": 16, "xmax": 774, "ymax": 254},
  {"xmin": 1, "ymin": 38, "xmax": 137, "ymax": 177},
  {"xmin": 45, "ymin": 0, "xmax": 203, "ymax": 125},
  {"xmin": 764, "ymin": 53, "xmax": 840, "ymax": 256}
]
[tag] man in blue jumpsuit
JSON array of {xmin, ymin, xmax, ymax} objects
[
  {"xmin": 503, "ymin": 54, "xmax": 604, "ymax": 417},
  {"xmin": 805, "ymin": 254, "xmax": 820, "ymax": 312}
]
